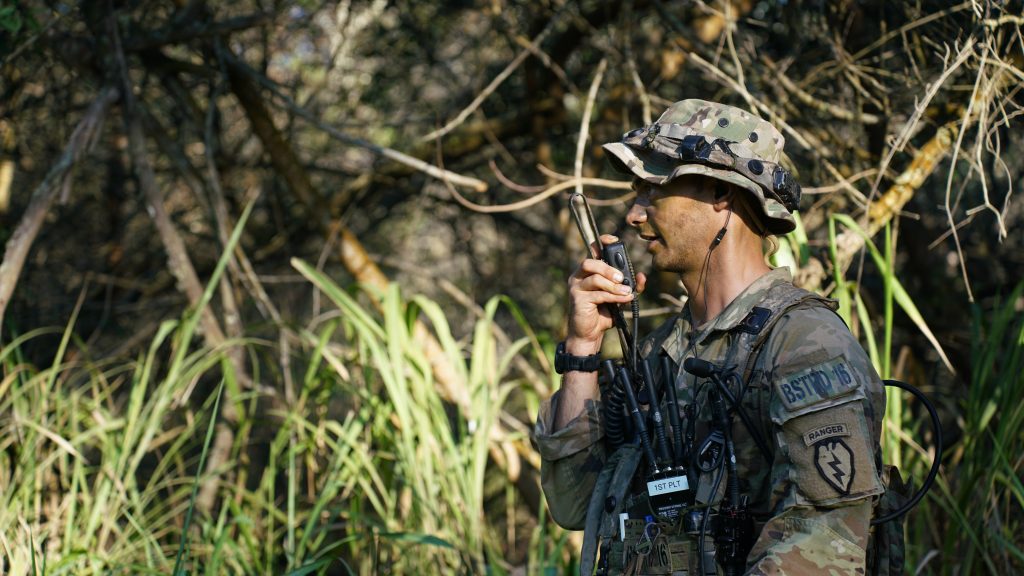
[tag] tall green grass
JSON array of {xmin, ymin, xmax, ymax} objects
[
  {"xmin": 0, "ymin": 318, "xmax": 241, "ymax": 574},
  {"xmin": 292, "ymin": 259, "xmax": 547, "ymax": 573},
  {"xmin": 817, "ymin": 216, "xmax": 1024, "ymax": 574},
  {"xmin": 3, "ymin": 211, "xmax": 1020, "ymax": 574},
  {"xmin": 914, "ymin": 282, "xmax": 1024, "ymax": 575},
  {"xmin": 0, "ymin": 252, "xmax": 574, "ymax": 574}
]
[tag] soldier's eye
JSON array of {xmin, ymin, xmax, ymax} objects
[{"xmin": 632, "ymin": 180, "xmax": 653, "ymax": 199}]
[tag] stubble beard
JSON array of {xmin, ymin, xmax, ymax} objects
[{"xmin": 650, "ymin": 240, "xmax": 699, "ymax": 276}]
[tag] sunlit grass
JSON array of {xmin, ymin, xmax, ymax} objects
[
  {"xmin": 820, "ymin": 216, "xmax": 1024, "ymax": 574},
  {"xmin": 0, "ymin": 250, "xmax": 572, "ymax": 574},
  {"xmin": 2, "ymin": 212, "xmax": 1020, "ymax": 575}
]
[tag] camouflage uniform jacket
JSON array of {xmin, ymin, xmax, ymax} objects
[{"xmin": 535, "ymin": 267, "xmax": 887, "ymax": 574}]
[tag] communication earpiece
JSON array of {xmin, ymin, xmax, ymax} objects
[{"xmin": 711, "ymin": 209, "xmax": 733, "ymax": 247}]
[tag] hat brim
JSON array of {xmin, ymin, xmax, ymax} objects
[{"xmin": 602, "ymin": 142, "xmax": 796, "ymax": 235}]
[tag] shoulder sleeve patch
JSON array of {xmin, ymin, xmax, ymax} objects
[
  {"xmin": 774, "ymin": 356, "xmax": 858, "ymax": 412},
  {"xmin": 779, "ymin": 400, "xmax": 884, "ymax": 505}
]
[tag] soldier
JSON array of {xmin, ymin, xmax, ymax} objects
[{"xmin": 534, "ymin": 100, "xmax": 893, "ymax": 575}]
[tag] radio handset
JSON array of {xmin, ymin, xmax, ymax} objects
[
  {"xmin": 570, "ymin": 192, "xmax": 692, "ymax": 519},
  {"xmin": 569, "ymin": 192, "xmax": 636, "ymax": 295},
  {"xmin": 569, "ymin": 192, "xmax": 636, "ymax": 359}
]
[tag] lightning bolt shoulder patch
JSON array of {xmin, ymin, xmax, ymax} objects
[
  {"xmin": 777, "ymin": 399, "xmax": 885, "ymax": 505},
  {"xmin": 813, "ymin": 438, "xmax": 854, "ymax": 495}
]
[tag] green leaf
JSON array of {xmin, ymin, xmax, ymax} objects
[
  {"xmin": 791, "ymin": 211, "xmax": 810, "ymax": 265},
  {"xmin": 284, "ymin": 557, "xmax": 333, "ymax": 576},
  {"xmin": 377, "ymin": 532, "xmax": 456, "ymax": 549},
  {"xmin": 831, "ymin": 214, "xmax": 954, "ymax": 374}
]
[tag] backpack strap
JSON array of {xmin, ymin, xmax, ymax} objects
[
  {"xmin": 718, "ymin": 282, "xmax": 836, "ymax": 382},
  {"xmin": 720, "ymin": 282, "xmax": 839, "ymax": 463},
  {"xmin": 580, "ymin": 281, "xmax": 839, "ymax": 574},
  {"xmin": 579, "ymin": 443, "xmax": 642, "ymax": 576}
]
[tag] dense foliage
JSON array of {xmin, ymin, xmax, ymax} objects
[{"xmin": 1, "ymin": 0, "xmax": 1022, "ymax": 574}]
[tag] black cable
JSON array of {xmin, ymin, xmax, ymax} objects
[
  {"xmin": 629, "ymin": 256, "xmax": 640, "ymax": 382},
  {"xmin": 688, "ymin": 357, "xmax": 758, "ymax": 574},
  {"xmin": 618, "ymin": 365, "xmax": 659, "ymax": 474},
  {"xmin": 642, "ymin": 357, "xmax": 673, "ymax": 464},
  {"xmin": 610, "ymin": 306, "xmax": 634, "ymax": 363},
  {"xmin": 697, "ymin": 211, "xmax": 731, "ymax": 327},
  {"xmin": 685, "ymin": 359, "xmax": 771, "ymax": 465},
  {"xmin": 688, "ymin": 378, "xmax": 709, "ymax": 478},
  {"xmin": 661, "ymin": 352, "xmax": 685, "ymax": 469},
  {"xmin": 717, "ymin": 371, "xmax": 772, "ymax": 464},
  {"xmin": 697, "ymin": 459, "xmax": 725, "ymax": 576},
  {"xmin": 601, "ymin": 360, "xmax": 629, "ymax": 449},
  {"xmin": 709, "ymin": 386, "xmax": 741, "ymax": 508},
  {"xmin": 871, "ymin": 379, "xmax": 943, "ymax": 525},
  {"xmin": 696, "ymin": 248, "xmax": 714, "ymax": 327}
]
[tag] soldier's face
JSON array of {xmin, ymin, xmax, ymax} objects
[{"xmin": 626, "ymin": 175, "xmax": 718, "ymax": 274}]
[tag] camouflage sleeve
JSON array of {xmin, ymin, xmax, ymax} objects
[
  {"xmin": 534, "ymin": 390, "xmax": 607, "ymax": 529},
  {"xmin": 746, "ymin": 501, "xmax": 873, "ymax": 574},
  {"xmin": 746, "ymin": 306, "xmax": 886, "ymax": 573}
]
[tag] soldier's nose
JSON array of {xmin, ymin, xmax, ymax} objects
[{"xmin": 626, "ymin": 202, "xmax": 647, "ymax": 227}]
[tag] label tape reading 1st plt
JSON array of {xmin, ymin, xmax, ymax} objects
[{"xmin": 647, "ymin": 475, "xmax": 689, "ymax": 496}]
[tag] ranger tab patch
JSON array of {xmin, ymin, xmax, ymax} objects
[
  {"xmin": 776, "ymin": 357, "xmax": 857, "ymax": 411},
  {"xmin": 814, "ymin": 438, "xmax": 854, "ymax": 494},
  {"xmin": 803, "ymin": 423, "xmax": 850, "ymax": 446},
  {"xmin": 779, "ymin": 400, "xmax": 885, "ymax": 504}
]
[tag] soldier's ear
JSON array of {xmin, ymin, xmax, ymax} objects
[{"xmin": 712, "ymin": 181, "xmax": 733, "ymax": 211}]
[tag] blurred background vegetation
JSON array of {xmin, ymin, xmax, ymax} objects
[{"xmin": 1, "ymin": 0, "xmax": 1022, "ymax": 574}]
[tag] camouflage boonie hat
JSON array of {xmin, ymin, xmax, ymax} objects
[{"xmin": 603, "ymin": 99, "xmax": 800, "ymax": 234}]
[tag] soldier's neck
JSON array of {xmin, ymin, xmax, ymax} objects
[{"xmin": 684, "ymin": 240, "xmax": 771, "ymax": 328}]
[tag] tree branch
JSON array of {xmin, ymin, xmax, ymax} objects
[
  {"xmin": 124, "ymin": 13, "xmax": 271, "ymax": 52},
  {"xmin": 420, "ymin": 18, "xmax": 557, "ymax": 143},
  {"xmin": 117, "ymin": 68, "xmax": 227, "ymax": 353},
  {"xmin": 0, "ymin": 87, "xmax": 119, "ymax": 332},
  {"xmin": 224, "ymin": 54, "xmax": 489, "ymax": 193}
]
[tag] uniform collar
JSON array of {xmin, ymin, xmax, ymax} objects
[{"xmin": 660, "ymin": 267, "xmax": 793, "ymax": 364}]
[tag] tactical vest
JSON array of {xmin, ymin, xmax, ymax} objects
[{"xmin": 579, "ymin": 282, "xmax": 863, "ymax": 576}]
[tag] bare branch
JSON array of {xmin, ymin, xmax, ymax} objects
[
  {"xmin": 0, "ymin": 87, "xmax": 118, "ymax": 331},
  {"xmin": 763, "ymin": 56, "xmax": 882, "ymax": 124},
  {"xmin": 943, "ymin": 51, "xmax": 989, "ymax": 303},
  {"xmin": 508, "ymin": 26, "xmax": 579, "ymax": 95},
  {"xmin": 574, "ymin": 58, "xmax": 607, "ymax": 196},
  {"xmin": 420, "ymin": 19, "xmax": 558, "ymax": 143},
  {"xmin": 115, "ymin": 37, "xmax": 227, "ymax": 352},
  {"xmin": 802, "ymin": 169, "xmax": 879, "ymax": 195},
  {"xmin": 868, "ymin": 40, "xmax": 976, "ymax": 202},
  {"xmin": 448, "ymin": 176, "xmax": 630, "ymax": 213},
  {"xmin": 488, "ymin": 159, "xmax": 546, "ymax": 194},
  {"xmin": 0, "ymin": 121, "xmax": 15, "ymax": 213},
  {"xmin": 225, "ymin": 54, "xmax": 489, "ymax": 193},
  {"xmin": 849, "ymin": 2, "xmax": 974, "ymax": 65},
  {"xmin": 623, "ymin": 1, "xmax": 652, "ymax": 125},
  {"xmin": 123, "ymin": 13, "xmax": 271, "ymax": 52},
  {"xmin": 982, "ymin": 14, "xmax": 1024, "ymax": 27}
]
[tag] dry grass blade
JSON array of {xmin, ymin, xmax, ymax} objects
[{"xmin": 575, "ymin": 58, "xmax": 607, "ymax": 196}]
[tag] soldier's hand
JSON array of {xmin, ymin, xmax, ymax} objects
[{"xmin": 566, "ymin": 234, "xmax": 646, "ymax": 355}]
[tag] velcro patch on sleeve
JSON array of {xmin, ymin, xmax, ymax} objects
[
  {"xmin": 802, "ymin": 423, "xmax": 850, "ymax": 446},
  {"xmin": 775, "ymin": 357, "xmax": 857, "ymax": 412},
  {"xmin": 781, "ymin": 401, "xmax": 884, "ymax": 505}
]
